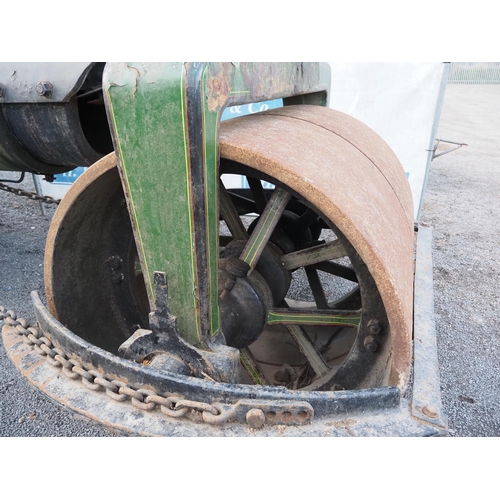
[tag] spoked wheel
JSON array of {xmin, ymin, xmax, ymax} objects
[
  {"xmin": 218, "ymin": 163, "xmax": 381, "ymax": 391},
  {"xmin": 45, "ymin": 105, "xmax": 414, "ymax": 392}
]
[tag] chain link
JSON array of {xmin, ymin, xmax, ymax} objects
[
  {"xmin": 0, "ymin": 306, "xmax": 230, "ymax": 425},
  {"xmin": 0, "ymin": 182, "xmax": 60, "ymax": 205}
]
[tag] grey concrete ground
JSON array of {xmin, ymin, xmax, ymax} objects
[{"xmin": 0, "ymin": 84, "xmax": 498, "ymax": 437}]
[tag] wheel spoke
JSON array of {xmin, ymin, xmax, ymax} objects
[
  {"xmin": 219, "ymin": 180, "xmax": 248, "ymax": 241},
  {"xmin": 267, "ymin": 307, "xmax": 362, "ymax": 328},
  {"xmin": 312, "ymin": 261, "xmax": 358, "ymax": 283},
  {"xmin": 305, "ymin": 267, "xmax": 329, "ymax": 309},
  {"xmin": 247, "ymin": 176, "xmax": 268, "ymax": 213},
  {"xmin": 285, "ymin": 324, "xmax": 331, "ymax": 378},
  {"xmin": 281, "ymin": 240, "xmax": 347, "ymax": 270},
  {"xmin": 239, "ymin": 187, "xmax": 292, "ymax": 270},
  {"xmin": 240, "ymin": 347, "xmax": 270, "ymax": 385},
  {"xmin": 227, "ymin": 191, "xmax": 256, "ymax": 214},
  {"xmin": 298, "ymin": 207, "xmax": 320, "ymax": 228}
]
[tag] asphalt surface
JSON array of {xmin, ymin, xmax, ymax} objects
[{"xmin": 0, "ymin": 83, "xmax": 498, "ymax": 437}]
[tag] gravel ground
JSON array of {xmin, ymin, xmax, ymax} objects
[
  {"xmin": 0, "ymin": 182, "xmax": 115, "ymax": 436},
  {"xmin": 0, "ymin": 83, "xmax": 498, "ymax": 437},
  {"xmin": 420, "ymin": 83, "xmax": 500, "ymax": 436}
]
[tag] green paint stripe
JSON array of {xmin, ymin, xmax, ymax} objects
[
  {"xmin": 286, "ymin": 324, "xmax": 330, "ymax": 377},
  {"xmin": 282, "ymin": 240, "xmax": 347, "ymax": 270},
  {"xmin": 240, "ymin": 348, "xmax": 267, "ymax": 385},
  {"xmin": 219, "ymin": 182, "xmax": 248, "ymax": 240},
  {"xmin": 267, "ymin": 309, "xmax": 361, "ymax": 328},
  {"xmin": 241, "ymin": 188, "xmax": 290, "ymax": 268}
]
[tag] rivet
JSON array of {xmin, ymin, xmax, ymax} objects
[
  {"xmin": 422, "ymin": 404, "xmax": 439, "ymax": 419},
  {"xmin": 246, "ymin": 408, "xmax": 265, "ymax": 429}
]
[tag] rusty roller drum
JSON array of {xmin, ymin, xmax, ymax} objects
[
  {"xmin": 219, "ymin": 106, "xmax": 414, "ymax": 390},
  {"xmin": 45, "ymin": 105, "xmax": 414, "ymax": 394}
]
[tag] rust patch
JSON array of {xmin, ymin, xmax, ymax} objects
[
  {"xmin": 239, "ymin": 63, "xmax": 320, "ymax": 102},
  {"xmin": 205, "ymin": 63, "xmax": 234, "ymax": 113}
]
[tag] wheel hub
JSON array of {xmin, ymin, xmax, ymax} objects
[
  {"xmin": 218, "ymin": 237, "xmax": 294, "ymax": 349},
  {"xmin": 220, "ymin": 240, "xmax": 291, "ymax": 304},
  {"xmin": 218, "ymin": 256, "xmax": 273, "ymax": 349}
]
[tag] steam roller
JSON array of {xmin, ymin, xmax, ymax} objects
[{"xmin": 1, "ymin": 62, "xmax": 446, "ymax": 436}]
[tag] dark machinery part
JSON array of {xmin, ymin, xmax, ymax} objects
[{"xmin": 0, "ymin": 62, "xmax": 113, "ymax": 174}]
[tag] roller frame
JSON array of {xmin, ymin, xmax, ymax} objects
[
  {"xmin": 103, "ymin": 62, "xmax": 330, "ymax": 350},
  {"xmin": 1, "ymin": 62, "xmax": 447, "ymax": 435}
]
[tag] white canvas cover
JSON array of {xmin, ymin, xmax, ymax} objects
[{"xmin": 327, "ymin": 62, "xmax": 448, "ymax": 220}]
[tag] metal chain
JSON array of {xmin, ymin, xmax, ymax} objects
[
  {"xmin": 0, "ymin": 306, "xmax": 235, "ymax": 425},
  {"xmin": 0, "ymin": 182, "xmax": 60, "ymax": 205}
]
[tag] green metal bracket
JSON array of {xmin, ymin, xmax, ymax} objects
[{"xmin": 103, "ymin": 62, "xmax": 330, "ymax": 350}]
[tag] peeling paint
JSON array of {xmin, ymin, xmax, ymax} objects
[
  {"xmin": 205, "ymin": 63, "xmax": 234, "ymax": 113},
  {"xmin": 126, "ymin": 64, "xmax": 141, "ymax": 96}
]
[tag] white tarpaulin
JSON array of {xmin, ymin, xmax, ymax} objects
[{"xmin": 327, "ymin": 62, "xmax": 449, "ymax": 220}]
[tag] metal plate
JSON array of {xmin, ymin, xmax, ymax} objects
[{"xmin": 0, "ymin": 62, "xmax": 94, "ymax": 103}]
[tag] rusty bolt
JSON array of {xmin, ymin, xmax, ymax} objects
[
  {"xmin": 364, "ymin": 335, "xmax": 378, "ymax": 352},
  {"xmin": 367, "ymin": 319, "xmax": 381, "ymax": 335},
  {"xmin": 422, "ymin": 404, "xmax": 439, "ymax": 419},
  {"xmin": 246, "ymin": 408, "xmax": 266, "ymax": 429},
  {"xmin": 36, "ymin": 81, "xmax": 53, "ymax": 97}
]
